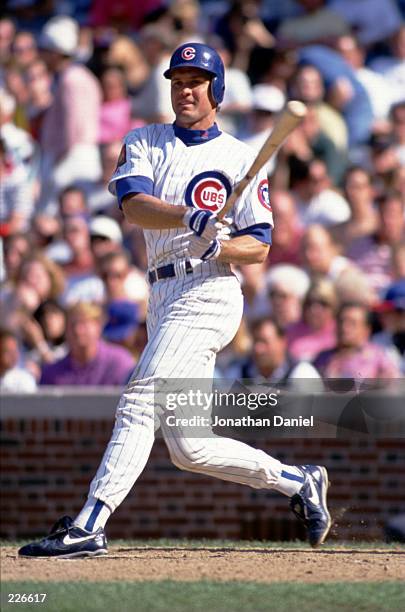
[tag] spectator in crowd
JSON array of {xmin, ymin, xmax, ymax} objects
[
  {"xmin": 98, "ymin": 67, "xmax": 134, "ymax": 145},
  {"xmin": 103, "ymin": 299, "xmax": 140, "ymax": 354},
  {"xmin": 370, "ymin": 24, "xmax": 405, "ymax": 105},
  {"xmin": 287, "ymin": 279, "xmax": 337, "ymax": 361},
  {"xmin": 23, "ymin": 299, "xmax": 67, "ymax": 372},
  {"xmin": 17, "ymin": 251, "xmax": 65, "ymax": 306},
  {"xmin": 0, "ymin": 18, "xmax": 16, "ymax": 67},
  {"xmin": 103, "ymin": 35, "xmax": 150, "ymax": 95},
  {"xmin": 0, "ymin": 137, "xmax": 34, "ymax": 235},
  {"xmin": 38, "ymin": 16, "xmax": 102, "ymax": 213},
  {"xmin": 329, "ymin": 0, "xmax": 402, "ymax": 46},
  {"xmin": 334, "ymin": 34, "xmax": 394, "ymax": 130},
  {"xmin": 133, "ymin": 25, "xmax": 177, "ymax": 124},
  {"xmin": 1, "ymin": 232, "xmax": 31, "ymax": 285},
  {"xmin": 24, "ymin": 58, "xmax": 53, "ymax": 141},
  {"xmin": 314, "ymin": 301, "xmax": 400, "ymax": 378},
  {"xmin": 98, "ymin": 249, "xmax": 149, "ymax": 317},
  {"xmin": 169, "ymin": 0, "xmax": 203, "ymax": 42},
  {"xmin": 2, "ymin": 0, "xmax": 403, "ymax": 390},
  {"xmin": 0, "ymin": 87, "xmax": 36, "ymax": 173},
  {"xmin": 332, "ymin": 166, "xmax": 378, "ymax": 247},
  {"xmin": 391, "ymin": 165, "xmax": 405, "ymax": 201},
  {"xmin": 60, "ymin": 215, "xmax": 104, "ymax": 306},
  {"xmin": 59, "ymin": 186, "xmax": 89, "ymax": 220},
  {"xmin": 290, "ymin": 63, "xmax": 348, "ymax": 152},
  {"xmin": 277, "ymin": 0, "xmax": 349, "ymax": 47},
  {"xmin": 392, "ymin": 243, "xmax": 405, "ymax": 281},
  {"xmin": 226, "ymin": 315, "xmax": 320, "ymax": 383},
  {"xmin": 242, "ymin": 84, "xmax": 285, "ymax": 175},
  {"xmin": 372, "ymin": 102, "xmax": 405, "ymax": 177},
  {"xmin": 89, "ymin": 215, "xmax": 123, "ymax": 261},
  {"xmin": 87, "ymin": 141, "xmax": 123, "ymax": 213},
  {"xmin": 298, "ymin": 45, "xmax": 374, "ymax": 146},
  {"xmin": 3, "ymin": 64, "xmax": 30, "ymax": 130},
  {"xmin": 0, "ymin": 250, "xmax": 65, "ymax": 332},
  {"xmin": 0, "ymin": 328, "xmax": 37, "ymax": 392},
  {"xmin": 266, "ymin": 264, "xmax": 310, "ymax": 329},
  {"xmin": 267, "ymin": 190, "xmax": 304, "ymax": 267},
  {"xmin": 282, "ymin": 105, "xmax": 347, "ymax": 185},
  {"xmin": 301, "ymin": 224, "xmax": 374, "ymax": 304},
  {"xmin": 291, "ymin": 158, "xmax": 351, "ymax": 227},
  {"xmin": 214, "ymin": 0, "xmax": 275, "ymax": 74},
  {"xmin": 347, "ymin": 192, "xmax": 404, "ymax": 296},
  {"xmin": 238, "ymin": 261, "xmax": 268, "ymax": 321},
  {"xmin": 40, "ymin": 302, "xmax": 135, "ymax": 386},
  {"xmin": 89, "ymin": 0, "xmax": 164, "ymax": 32},
  {"xmin": 209, "ymin": 36, "xmax": 252, "ymax": 136},
  {"xmin": 11, "ymin": 30, "xmax": 38, "ymax": 70},
  {"xmin": 373, "ymin": 280, "xmax": 405, "ymax": 373}
]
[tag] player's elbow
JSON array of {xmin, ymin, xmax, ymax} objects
[
  {"xmin": 121, "ymin": 195, "xmax": 149, "ymax": 228},
  {"xmin": 255, "ymin": 243, "xmax": 270, "ymax": 264}
]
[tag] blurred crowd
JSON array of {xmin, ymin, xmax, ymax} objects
[{"xmin": 0, "ymin": 0, "xmax": 404, "ymax": 391}]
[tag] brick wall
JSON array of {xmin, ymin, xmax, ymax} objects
[{"xmin": 1, "ymin": 391, "xmax": 404, "ymax": 541}]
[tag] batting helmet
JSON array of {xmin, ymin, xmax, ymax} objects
[{"xmin": 164, "ymin": 42, "xmax": 225, "ymax": 105}]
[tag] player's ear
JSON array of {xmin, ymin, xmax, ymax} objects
[{"xmin": 208, "ymin": 78, "xmax": 217, "ymax": 109}]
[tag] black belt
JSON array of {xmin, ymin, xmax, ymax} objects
[{"xmin": 148, "ymin": 260, "xmax": 193, "ymax": 285}]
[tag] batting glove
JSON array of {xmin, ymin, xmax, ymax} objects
[
  {"xmin": 186, "ymin": 235, "xmax": 221, "ymax": 261},
  {"xmin": 183, "ymin": 208, "xmax": 224, "ymax": 241}
]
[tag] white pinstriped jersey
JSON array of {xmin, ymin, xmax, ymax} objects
[{"xmin": 108, "ymin": 123, "xmax": 273, "ymax": 269}]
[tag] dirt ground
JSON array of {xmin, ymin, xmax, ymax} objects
[{"xmin": 2, "ymin": 545, "xmax": 404, "ymax": 583}]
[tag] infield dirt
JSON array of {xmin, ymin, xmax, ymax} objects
[{"xmin": 2, "ymin": 545, "xmax": 404, "ymax": 583}]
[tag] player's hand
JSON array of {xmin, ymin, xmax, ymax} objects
[
  {"xmin": 183, "ymin": 208, "xmax": 225, "ymax": 241},
  {"xmin": 186, "ymin": 235, "xmax": 221, "ymax": 261}
]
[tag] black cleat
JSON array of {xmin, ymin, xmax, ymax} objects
[
  {"xmin": 290, "ymin": 465, "xmax": 331, "ymax": 548},
  {"xmin": 18, "ymin": 516, "xmax": 107, "ymax": 558}
]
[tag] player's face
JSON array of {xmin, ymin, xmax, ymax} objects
[{"xmin": 170, "ymin": 67, "xmax": 216, "ymax": 129}]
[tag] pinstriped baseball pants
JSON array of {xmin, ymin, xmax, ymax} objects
[{"xmin": 89, "ymin": 271, "xmax": 283, "ymax": 511}]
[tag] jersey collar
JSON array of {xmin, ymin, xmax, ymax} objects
[{"xmin": 173, "ymin": 122, "xmax": 221, "ymax": 146}]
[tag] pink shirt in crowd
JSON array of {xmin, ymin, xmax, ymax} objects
[
  {"xmin": 347, "ymin": 236, "xmax": 395, "ymax": 296},
  {"xmin": 314, "ymin": 342, "xmax": 400, "ymax": 379},
  {"xmin": 287, "ymin": 319, "xmax": 336, "ymax": 362},
  {"xmin": 98, "ymin": 99, "xmax": 144, "ymax": 144},
  {"xmin": 41, "ymin": 64, "xmax": 102, "ymax": 160},
  {"xmin": 40, "ymin": 340, "xmax": 135, "ymax": 386}
]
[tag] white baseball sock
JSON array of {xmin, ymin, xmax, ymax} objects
[
  {"xmin": 273, "ymin": 464, "xmax": 305, "ymax": 497},
  {"xmin": 74, "ymin": 496, "xmax": 112, "ymax": 532}
]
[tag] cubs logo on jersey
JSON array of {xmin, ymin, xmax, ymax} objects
[
  {"xmin": 257, "ymin": 179, "xmax": 271, "ymax": 212},
  {"xmin": 181, "ymin": 46, "xmax": 196, "ymax": 60},
  {"xmin": 185, "ymin": 171, "xmax": 232, "ymax": 212}
]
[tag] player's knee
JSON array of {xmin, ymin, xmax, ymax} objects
[{"xmin": 169, "ymin": 444, "xmax": 213, "ymax": 472}]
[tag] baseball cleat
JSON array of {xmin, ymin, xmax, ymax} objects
[
  {"xmin": 290, "ymin": 465, "xmax": 331, "ymax": 548},
  {"xmin": 18, "ymin": 516, "xmax": 107, "ymax": 558}
]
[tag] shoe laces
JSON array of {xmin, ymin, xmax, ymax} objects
[{"xmin": 49, "ymin": 515, "xmax": 74, "ymax": 535}]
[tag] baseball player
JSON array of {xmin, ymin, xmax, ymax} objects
[{"xmin": 19, "ymin": 43, "xmax": 331, "ymax": 558}]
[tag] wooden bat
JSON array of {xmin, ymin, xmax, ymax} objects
[{"xmin": 217, "ymin": 100, "xmax": 307, "ymax": 220}]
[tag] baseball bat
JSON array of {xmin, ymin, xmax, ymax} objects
[{"xmin": 217, "ymin": 100, "xmax": 307, "ymax": 220}]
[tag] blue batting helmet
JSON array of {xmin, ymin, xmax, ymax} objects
[{"xmin": 164, "ymin": 42, "xmax": 225, "ymax": 105}]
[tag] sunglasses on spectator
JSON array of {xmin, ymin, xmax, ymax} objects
[
  {"xmin": 305, "ymin": 299, "xmax": 332, "ymax": 308},
  {"xmin": 269, "ymin": 290, "xmax": 293, "ymax": 299},
  {"xmin": 90, "ymin": 234, "xmax": 111, "ymax": 242},
  {"xmin": 101, "ymin": 269, "xmax": 127, "ymax": 280}
]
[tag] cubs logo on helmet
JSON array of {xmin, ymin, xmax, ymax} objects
[
  {"xmin": 181, "ymin": 46, "xmax": 196, "ymax": 60},
  {"xmin": 185, "ymin": 171, "xmax": 231, "ymax": 213},
  {"xmin": 257, "ymin": 179, "xmax": 271, "ymax": 211}
]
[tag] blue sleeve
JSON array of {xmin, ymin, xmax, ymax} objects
[
  {"xmin": 232, "ymin": 223, "xmax": 272, "ymax": 245},
  {"xmin": 116, "ymin": 176, "xmax": 154, "ymax": 209}
]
